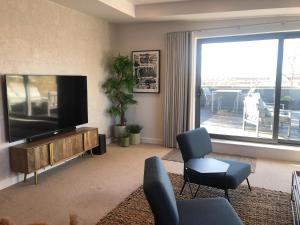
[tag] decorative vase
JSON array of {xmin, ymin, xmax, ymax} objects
[
  {"xmin": 113, "ymin": 125, "xmax": 126, "ymax": 138},
  {"xmin": 120, "ymin": 137, "xmax": 130, "ymax": 147},
  {"xmin": 130, "ymin": 133, "xmax": 141, "ymax": 145}
]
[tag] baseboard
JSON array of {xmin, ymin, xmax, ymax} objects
[
  {"xmin": 212, "ymin": 139, "xmax": 300, "ymax": 162},
  {"xmin": 106, "ymin": 137, "xmax": 112, "ymax": 144},
  {"xmin": 0, "ymin": 154, "xmax": 82, "ymax": 191},
  {"xmin": 0, "ymin": 175, "xmax": 22, "ymax": 191},
  {"xmin": 141, "ymin": 137, "xmax": 163, "ymax": 145}
]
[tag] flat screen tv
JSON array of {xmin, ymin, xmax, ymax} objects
[{"xmin": 3, "ymin": 75, "xmax": 88, "ymax": 142}]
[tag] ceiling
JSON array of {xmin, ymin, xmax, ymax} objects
[
  {"xmin": 127, "ymin": 0, "xmax": 192, "ymax": 5},
  {"xmin": 50, "ymin": 0, "xmax": 300, "ymax": 23}
]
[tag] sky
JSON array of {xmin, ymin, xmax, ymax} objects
[{"xmin": 201, "ymin": 38, "xmax": 300, "ymax": 86}]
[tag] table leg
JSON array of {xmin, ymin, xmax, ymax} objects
[
  {"xmin": 212, "ymin": 93, "xmax": 214, "ymax": 112},
  {"xmin": 179, "ymin": 180, "xmax": 187, "ymax": 195},
  {"xmin": 224, "ymin": 172, "xmax": 230, "ymax": 202},
  {"xmin": 34, "ymin": 172, "xmax": 38, "ymax": 185},
  {"xmin": 234, "ymin": 93, "xmax": 237, "ymax": 112},
  {"xmin": 225, "ymin": 189, "xmax": 229, "ymax": 201},
  {"xmin": 291, "ymin": 173, "xmax": 295, "ymax": 201},
  {"xmin": 185, "ymin": 167, "xmax": 194, "ymax": 198},
  {"xmin": 233, "ymin": 93, "xmax": 239, "ymax": 112},
  {"xmin": 237, "ymin": 93, "xmax": 240, "ymax": 112},
  {"xmin": 23, "ymin": 173, "xmax": 27, "ymax": 183},
  {"xmin": 193, "ymin": 185, "xmax": 201, "ymax": 198}
]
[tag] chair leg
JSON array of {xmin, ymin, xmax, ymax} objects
[
  {"xmin": 180, "ymin": 180, "xmax": 186, "ymax": 195},
  {"xmin": 246, "ymin": 178, "xmax": 252, "ymax": 192},
  {"xmin": 242, "ymin": 107, "xmax": 246, "ymax": 131},
  {"xmin": 224, "ymin": 189, "xmax": 230, "ymax": 202},
  {"xmin": 193, "ymin": 185, "xmax": 200, "ymax": 198}
]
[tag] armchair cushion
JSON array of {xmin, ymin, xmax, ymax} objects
[
  {"xmin": 143, "ymin": 156, "xmax": 179, "ymax": 225},
  {"xmin": 177, "ymin": 198, "xmax": 243, "ymax": 225},
  {"xmin": 177, "ymin": 128, "xmax": 212, "ymax": 162},
  {"xmin": 144, "ymin": 156, "xmax": 245, "ymax": 225},
  {"xmin": 185, "ymin": 159, "xmax": 251, "ymax": 189}
]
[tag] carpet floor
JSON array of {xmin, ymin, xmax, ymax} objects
[
  {"xmin": 97, "ymin": 173, "xmax": 293, "ymax": 225},
  {"xmin": 162, "ymin": 150, "xmax": 257, "ymax": 172}
]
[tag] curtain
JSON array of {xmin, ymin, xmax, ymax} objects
[{"xmin": 163, "ymin": 31, "xmax": 192, "ymax": 148}]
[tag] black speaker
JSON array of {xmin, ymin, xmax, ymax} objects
[{"xmin": 93, "ymin": 134, "xmax": 106, "ymax": 155}]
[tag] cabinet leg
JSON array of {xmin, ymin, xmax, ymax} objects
[
  {"xmin": 90, "ymin": 150, "xmax": 94, "ymax": 157},
  {"xmin": 34, "ymin": 172, "xmax": 38, "ymax": 185},
  {"xmin": 24, "ymin": 173, "xmax": 27, "ymax": 183}
]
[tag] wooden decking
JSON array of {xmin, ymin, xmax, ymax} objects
[{"xmin": 200, "ymin": 107, "xmax": 300, "ymax": 140}]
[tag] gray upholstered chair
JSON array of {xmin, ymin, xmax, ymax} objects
[
  {"xmin": 143, "ymin": 156, "xmax": 244, "ymax": 225},
  {"xmin": 176, "ymin": 128, "xmax": 251, "ymax": 200}
]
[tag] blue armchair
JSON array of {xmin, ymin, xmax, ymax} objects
[
  {"xmin": 143, "ymin": 156, "xmax": 244, "ymax": 225},
  {"xmin": 176, "ymin": 128, "xmax": 251, "ymax": 200}
]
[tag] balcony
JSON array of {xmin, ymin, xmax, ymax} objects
[{"xmin": 199, "ymin": 87, "xmax": 300, "ymax": 141}]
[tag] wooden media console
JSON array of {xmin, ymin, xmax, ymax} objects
[{"xmin": 9, "ymin": 127, "xmax": 99, "ymax": 184}]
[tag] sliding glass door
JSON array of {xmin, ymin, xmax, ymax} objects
[
  {"xmin": 279, "ymin": 38, "xmax": 300, "ymax": 141},
  {"xmin": 195, "ymin": 32, "xmax": 300, "ymax": 144}
]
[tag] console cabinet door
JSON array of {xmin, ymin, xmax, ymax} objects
[
  {"xmin": 52, "ymin": 134, "xmax": 83, "ymax": 163},
  {"xmin": 52, "ymin": 139, "xmax": 65, "ymax": 163},
  {"xmin": 83, "ymin": 130, "xmax": 98, "ymax": 151},
  {"xmin": 27, "ymin": 145, "xmax": 50, "ymax": 173},
  {"xmin": 66, "ymin": 134, "xmax": 83, "ymax": 155}
]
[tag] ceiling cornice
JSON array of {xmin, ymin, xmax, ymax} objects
[
  {"xmin": 98, "ymin": 0, "xmax": 135, "ymax": 17},
  {"xmin": 50, "ymin": 0, "xmax": 300, "ymax": 23}
]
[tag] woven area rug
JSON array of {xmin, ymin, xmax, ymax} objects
[
  {"xmin": 162, "ymin": 150, "xmax": 256, "ymax": 173},
  {"xmin": 97, "ymin": 173, "xmax": 292, "ymax": 225}
]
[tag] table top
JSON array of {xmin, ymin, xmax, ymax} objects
[
  {"xmin": 185, "ymin": 158, "xmax": 229, "ymax": 174},
  {"xmin": 212, "ymin": 89, "xmax": 242, "ymax": 93}
]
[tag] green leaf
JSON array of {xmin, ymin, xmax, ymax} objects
[{"xmin": 102, "ymin": 54, "xmax": 137, "ymax": 124}]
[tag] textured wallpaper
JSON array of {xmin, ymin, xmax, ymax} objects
[{"xmin": 0, "ymin": 0, "xmax": 116, "ymax": 188}]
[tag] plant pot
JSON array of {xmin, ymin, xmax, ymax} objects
[
  {"xmin": 113, "ymin": 125, "xmax": 126, "ymax": 138},
  {"xmin": 280, "ymin": 100, "xmax": 294, "ymax": 110},
  {"xmin": 120, "ymin": 137, "xmax": 130, "ymax": 147},
  {"xmin": 280, "ymin": 100, "xmax": 289, "ymax": 109},
  {"xmin": 130, "ymin": 133, "xmax": 141, "ymax": 145}
]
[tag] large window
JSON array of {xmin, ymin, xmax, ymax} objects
[{"xmin": 195, "ymin": 32, "xmax": 300, "ymax": 144}]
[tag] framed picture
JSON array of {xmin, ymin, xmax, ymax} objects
[{"xmin": 132, "ymin": 50, "xmax": 160, "ymax": 93}]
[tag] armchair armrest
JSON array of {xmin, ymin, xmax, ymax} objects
[
  {"xmin": 265, "ymin": 103, "xmax": 285, "ymax": 110},
  {"xmin": 280, "ymin": 109, "xmax": 292, "ymax": 118},
  {"xmin": 264, "ymin": 104, "xmax": 292, "ymax": 119}
]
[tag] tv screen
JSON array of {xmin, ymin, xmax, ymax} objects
[{"xmin": 4, "ymin": 75, "xmax": 88, "ymax": 142}]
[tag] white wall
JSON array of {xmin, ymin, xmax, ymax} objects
[
  {"xmin": 1, "ymin": 2, "xmax": 300, "ymax": 190},
  {"xmin": 0, "ymin": 0, "xmax": 116, "ymax": 189},
  {"xmin": 116, "ymin": 16, "xmax": 300, "ymax": 145}
]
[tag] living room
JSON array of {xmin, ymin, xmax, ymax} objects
[{"xmin": 1, "ymin": 0, "xmax": 300, "ymax": 224}]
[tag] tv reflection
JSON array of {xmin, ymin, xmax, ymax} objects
[
  {"xmin": 7, "ymin": 75, "xmax": 59, "ymax": 139},
  {"xmin": 6, "ymin": 75, "xmax": 58, "ymax": 136},
  {"xmin": 6, "ymin": 75, "xmax": 88, "ymax": 142},
  {"xmin": 7, "ymin": 76, "xmax": 58, "ymax": 115}
]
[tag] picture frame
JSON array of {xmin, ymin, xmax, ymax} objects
[{"xmin": 132, "ymin": 50, "xmax": 160, "ymax": 93}]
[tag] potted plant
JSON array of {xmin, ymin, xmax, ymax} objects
[
  {"xmin": 120, "ymin": 132, "xmax": 130, "ymax": 147},
  {"xmin": 280, "ymin": 95, "xmax": 294, "ymax": 109},
  {"xmin": 102, "ymin": 55, "xmax": 137, "ymax": 139},
  {"xmin": 126, "ymin": 124, "xmax": 143, "ymax": 145}
]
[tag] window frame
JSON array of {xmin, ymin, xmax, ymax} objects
[{"xmin": 195, "ymin": 31, "xmax": 300, "ymax": 145}]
